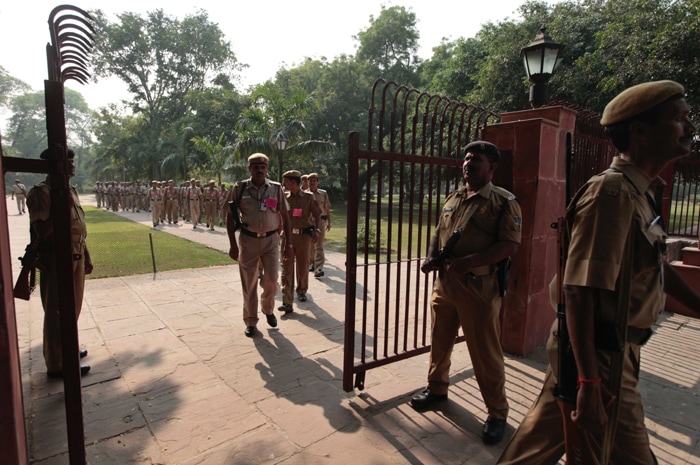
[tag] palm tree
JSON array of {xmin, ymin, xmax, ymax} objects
[
  {"xmin": 190, "ymin": 132, "xmax": 235, "ymax": 185},
  {"xmin": 234, "ymin": 83, "xmax": 335, "ymax": 180}
]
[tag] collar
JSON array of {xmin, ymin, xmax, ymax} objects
[
  {"xmin": 461, "ymin": 181, "xmax": 494, "ymax": 199},
  {"xmin": 609, "ymin": 156, "xmax": 664, "ymax": 195}
]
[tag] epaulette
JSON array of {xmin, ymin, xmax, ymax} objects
[
  {"xmin": 492, "ymin": 185, "xmax": 517, "ymax": 201},
  {"xmin": 592, "ymin": 169, "xmax": 625, "ymax": 197}
]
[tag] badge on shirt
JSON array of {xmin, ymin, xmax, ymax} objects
[
  {"xmin": 513, "ymin": 216, "xmax": 522, "ymax": 227},
  {"xmin": 265, "ymin": 198, "xmax": 278, "ymax": 209},
  {"xmin": 293, "ymin": 208, "xmax": 303, "ymax": 217}
]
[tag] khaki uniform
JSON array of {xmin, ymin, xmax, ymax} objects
[
  {"xmin": 497, "ymin": 157, "xmax": 664, "ymax": 464},
  {"xmin": 309, "ymin": 188, "xmax": 331, "ymax": 271},
  {"xmin": 427, "ymin": 182, "xmax": 522, "ymax": 421},
  {"xmin": 281, "ymin": 189, "xmax": 322, "ymax": 305},
  {"xmin": 188, "ymin": 185, "xmax": 202, "ymax": 227},
  {"xmin": 27, "ymin": 181, "xmax": 88, "ymax": 373},
  {"xmin": 203, "ymin": 186, "xmax": 219, "ymax": 230},
  {"xmin": 148, "ymin": 186, "xmax": 163, "ymax": 226},
  {"xmin": 228, "ymin": 178, "xmax": 288, "ymax": 326},
  {"xmin": 11, "ymin": 181, "xmax": 27, "ymax": 214},
  {"xmin": 164, "ymin": 186, "xmax": 180, "ymax": 224}
]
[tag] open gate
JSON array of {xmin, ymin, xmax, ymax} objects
[{"xmin": 342, "ymin": 79, "xmax": 500, "ymax": 392}]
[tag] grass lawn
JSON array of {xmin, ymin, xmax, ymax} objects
[{"xmin": 84, "ymin": 206, "xmax": 231, "ymax": 279}]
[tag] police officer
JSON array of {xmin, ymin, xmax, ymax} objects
[
  {"xmin": 497, "ymin": 81, "xmax": 700, "ymax": 464},
  {"xmin": 148, "ymin": 180, "xmax": 163, "ymax": 228},
  {"xmin": 277, "ymin": 170, "xmax": 322, "ymax": 314},
  {"xmin": 203, "ymin": 179, "xmax": 219, "ymax": 230},
  {"xmin": 410, "ymin": 141, "xmax": 522, "ymax": 446},
  {"xmin": 226, "ymin": 153, "xmax": 293, "ymax": 337},
  {"xmin": 187, "ymin": 178, "xmax": 202, "ymax": 229},
  {"xmin": 307, "ymin": 173, "xmax": 331, "ymax": 277},
  {"xmin": 27, "ymin": 149, "xmax": 92, "ymax": 377},
  {"xmin": 11, "ymin": 179, "xmax": 27, "ymax": 214},
  {"xmin": 164, "ymin": 179, "xmax": 180, "ymax": 224}
]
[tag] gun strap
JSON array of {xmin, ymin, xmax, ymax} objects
[{"xmin": 600, "ymin": 212, "xmax": 635, "ymax": 465}]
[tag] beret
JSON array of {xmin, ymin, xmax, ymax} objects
[
  {"xmin": 248, "ymin": 153, "xmax": 269, "ymax": 165},
  {"xmin": 190, "ymin": 178, "xmax": 196, "ymax": 182},
  {"xmin": 307, "ymin": 173, "xmax": 319, "ymax": 179},
  {"xmin": 283, "ymin": 170, "xmax": 302, "ymax": 179},
  {"xmin": 301, "ymin": 174, "xmax": 309, "ymax": 180},
  {"xmin": 600, "ymin": 80, "xmax": 685, "ymax": 126},
  {"xmin": 464, "ymin": 140, "xmax": 501, "ymax": 162},
  {"xmin": 168, "ymin": 179, "xmax": 174, "ymax": 183},
  {"xmin": 209, "ymin": 179, "xmax": 216, "ymax": 184},
  {"xmin": 39, "ymin": 148, "xmax": 75, "ymax": 159}
]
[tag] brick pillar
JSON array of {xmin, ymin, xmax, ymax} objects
[{"xmin": 483, "ymin": 106, "xmax": 577, "ymax": 355}]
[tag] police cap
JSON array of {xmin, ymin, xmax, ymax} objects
[
  {"xmin": 600, "ymin": 80, "xmax": 685, "ymax": 126},
  {"xmin": 248, "ymin": 153, "xmax": 269, "ymax": 165},
  {"xmin": 463, "ymin": 141, "xmax": 500, "ymax": 162}
]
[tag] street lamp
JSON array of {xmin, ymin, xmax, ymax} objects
[
  {"xmin": 276, "ymin": 133, "xmax": 288, "ymax": 182},
  {"xmin": 520, "ymin": 27, "xmax": 565, "ymax": 108}
]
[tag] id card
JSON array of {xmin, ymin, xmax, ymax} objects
[{"xmin": 260, "ymin": 203, "xmax": 267, "ymax": 212}]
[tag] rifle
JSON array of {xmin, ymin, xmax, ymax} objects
[
  {"xmin": 422, "ymin": 229, "xmax": 462, "ymax": 275},
  {"xmin": 227, "ymin": 200, "xmax": 248, "ymax": 232},
  {"xmin": 496, "ymin": 256, "xmax": 512, "ymax": 297},
  {"xmin": 13, "ymin": 237, "xmax": 46, "ymax": 301}
]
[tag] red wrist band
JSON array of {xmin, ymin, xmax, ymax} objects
[{"xmin": 577, "ymin": 376, "xmax": 602, "ymax": 388}]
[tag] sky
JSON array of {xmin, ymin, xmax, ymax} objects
[{"xmin": 0, "ymin": 0, "xmax": 557, "ymax": 111}]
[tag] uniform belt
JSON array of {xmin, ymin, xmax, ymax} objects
[
  {"xmin": 292, "ymin": 226, "xmax": 315, "ymax": 235},
  {"xmin": 71, "ymin": 234, "xmax": 86, "ymax": 242},
  {"xmin": 627, "ymin": 326, "xmax": 653, "ymax": 346},
  {"xmin": 240, "ymin": 228, "xmax": 277, "ymax": 238},
  {"xmin": 320, "ymin": 215, "xmax": 328, "ymax": 220},
  {"xmin": 206, "ymin": 199, "xmax": 216, "ymax": 202},
  {"xmin": 470, "ymin": 264, "xmax": 495, "ymax": 276}
]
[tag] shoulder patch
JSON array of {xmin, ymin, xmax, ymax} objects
[{"xmin": 492, "ymin": 185, "xmax": 517, "ymax": 201}]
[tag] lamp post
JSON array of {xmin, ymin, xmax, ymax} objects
[
  {"xmin": 276, "ymin": 133, "xmax": 288, "ymax": 182},
  {"xmin": 520, "ymin": 27, "xmax": 565, "ymax": 108}
]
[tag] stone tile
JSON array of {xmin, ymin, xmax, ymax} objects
[{"xmin": 256, "ymin": 379, "xmax": 362, "ymax": 448}]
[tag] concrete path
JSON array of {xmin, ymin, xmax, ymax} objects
[{"xmin": 7, "ymin": 195, "xmax": 700, "ymax": 464}]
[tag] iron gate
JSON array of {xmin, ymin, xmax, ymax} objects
[{"xmin": 342, "ymin": 79, "xmax": 500, "ymax": 392}]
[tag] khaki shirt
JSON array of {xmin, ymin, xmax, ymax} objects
[
  {"xmin": 229, "ymin": 178, "xmax": 288, "ymax": 233},
  {"xmin": 26, "ymin": 180, "xmax": 87, "ymax": 254},
  {"xmin": 286, "ymin": 189, "xmax": 322, "ymax": 230},
  {"xmin": 310, "ymin": 188, "xmax": 331, "ymax": 218},
  {"xmin": 564, "ymin": 156, "xmax": 666, "ymax": 328},
  {"xmin": 437, "ymin": 182, "xmax": 522, "ymax": 257}
]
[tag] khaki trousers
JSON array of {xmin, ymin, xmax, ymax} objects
[
  {"xmin": 165, "ymin": 199, "xmax": 179, "ymax": 223},
  {"xmin": 497, "ymin": 322, "xmax": 656, "ymax": 465},
  {"xmin": 281, "ymin": 232, "xmax": 312, "ymax": 304},
  {"xmin": 311, "ymin": 219, "xmax": 327, "ymax": 270},
  {"xmin": 41, "ymin": 246, "xmax": 86, "ymax": 372},
  {"xmin": 189, "ymin": 199, "xmax": 200, "ymax": 225},
  {"xmin": 428, "ymin": 271, "xmax": 509, "ymax": 420},
  {"xmin": 238, "ymin": 232, "xmax": 279, "ymax": 326}
]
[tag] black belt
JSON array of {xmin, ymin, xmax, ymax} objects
[
  {"xmin": 627, "ymin": 326, "xmax": 653, "ymax": 346},
  {"xmin": 240, "ymin": 228, "xmax": 277, "ymax": 238},
  {"xmin": 320, "ymin": 215, "xmax": 328, "ymax": 220}
]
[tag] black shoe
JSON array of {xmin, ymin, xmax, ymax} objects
[
  {"xmin": 482, "ymin": 416, "xmax": 506, "ymax": 445},
  {"xmin": 410, "ymin": 389, "xmax": 447, "ymax": 409},
  {"xmin": 309, "ymin": 266, "xmax": 314, "ymax": 272},
  {"xmin": 297, "ymin": 293, "xmax": 307, "ymax": 302},
  {"xmin": 47, "ymin": 365, "xmax": 91, "ymax": 378},
  {"xmin": 314, "ymin": 270, "xmax": 324, "ymax": 277},
  {"xmin": 244, "ymin": 326, "xmax": 256, "ymax": 337},
  {"xmin": 278, "ymin": 304, "xmax": 293, "ymax": 314},
  {"xmin": 79, "ymin": 349, "xmax": 88, "ymax": 359},
  {"xmin": 266, "ymin": 313, "xmax": 278, "ymax": 327}
]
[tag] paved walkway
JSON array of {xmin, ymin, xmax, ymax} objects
[{"xmin": 7, "ymin": 195, "xmax": 700, "ymax": 464}]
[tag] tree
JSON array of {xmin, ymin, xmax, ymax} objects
[
  {"xmin": 235, "ymin": 82, "xmax": 335, "ymax": 180},
  {"xmin": 90, "ymin": 8, "xmax": 240, "ymax": 178},
  {"xmin": 355, "ymin": 5, "xmax": 421, "ymax": 86},
  {"xmin": 0, "ymin": 66, "xmax": 31, "ymax": 111},
  {"xmin": 190, "ymin": 132, "xmax": 234, "ymax": 185}
]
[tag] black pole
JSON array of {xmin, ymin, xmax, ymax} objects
[{"xmin": 149, "ymin": 233, "xmax": 157, "ymax": 278}]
